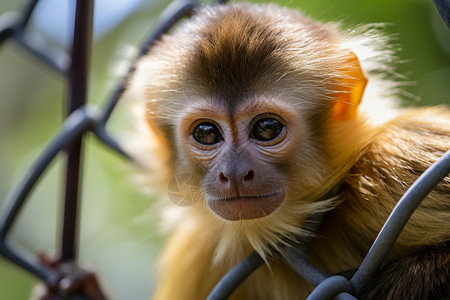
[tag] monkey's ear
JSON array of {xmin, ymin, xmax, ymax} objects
[{"xmin": 332, "ymin": 52, "xmax": 367, "ymax": 121}]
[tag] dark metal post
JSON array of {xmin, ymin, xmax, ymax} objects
[{"xmin": 62, "ymin": 0, "xmax": 93, "ymax": 262}]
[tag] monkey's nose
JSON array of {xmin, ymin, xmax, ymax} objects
[
  {"xmin": 243, "ymin": 170, "xmax": 254, "ymax": 181},
  {"xmin": 219, "ymin": 172, "xmax": 229, "ymax": 183},
  {"xmin": 219, "ymin": 169, "xmax": 255, "ymax": 185}
]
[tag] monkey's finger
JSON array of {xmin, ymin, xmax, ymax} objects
[
  {"xmin": 37, "ymin": 253, "xmax": 60, "ymax": 269},
  {"xmin": 58, "ymin": 267, "xmax": 108, "ymax": 300}
]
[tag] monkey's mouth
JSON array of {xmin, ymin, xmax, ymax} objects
[{"xmin": 207, "ymin": 190, "xmax": 286, "ymax": 221}]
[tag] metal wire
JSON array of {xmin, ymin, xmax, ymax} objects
[
  {"xmin": 0, "ymin": 0, "xmax": 448, "ymax": 299},
  {"xmin": 350, "ymin": 150, "xmax": 450, "ymax": 294}
]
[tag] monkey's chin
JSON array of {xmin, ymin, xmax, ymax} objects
[{"xmin": 206, "ymin": 190, "xmax": 286, "ymax": 221}]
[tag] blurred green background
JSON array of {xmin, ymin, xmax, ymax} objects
[{"xmin": 0, "ymin": 0, "xmax": 448, "ymax": 299}]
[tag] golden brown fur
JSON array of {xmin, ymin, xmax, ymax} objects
[{"xmin": 124, "ymin": 3, "xmax": 450, "ymax": 299}]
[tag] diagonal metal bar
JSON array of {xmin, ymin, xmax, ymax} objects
[
  {"xmin": 284, "ymin": 247, "xmax": 328, "ymax": 287},
  {"xmin": 350, "ymin": 150, "xmax": 450, "ymax": 294},
  {"xmin": 18, "ymin": 0, "xmax": 39, "ymax": 29},
  {"xmin": 206, "ymin": 252, "xmax": 264, "ymax": 300},
  {"xmin": 284, "ymin": 248, "xmax": 357, "ymax": 300},
  {"xmin": 94, "ymin": 0, "xmax": 198, "ymax": 160},
  {"xmin": 433, "ymin": 0, "xmax": 450, "ymax": 28},
  {"xmin": 0, "ymin": 1, "xmax": 68, "ymax": 73},
  {"xmin": 0, "ymin": 12, "xmax": 20, "ymax": 45},
  {"xmin": 0, "ymin": 0, "xmax": 38, "ymax": 44},
  {"xmin": 13, "ymin": 29, "xmax": 69, "ymax": 74},
  {"xmin": 0, "ymin": 107, "xmax": 98, "ymax": 283},
  {"xmin": 99, "ymin": 0, "xmax": 198, "ymax": 124}
]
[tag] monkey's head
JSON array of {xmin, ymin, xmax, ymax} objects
[{"xmin": 127, "ymin": 4, "xmax": 369, "ymax": 230}]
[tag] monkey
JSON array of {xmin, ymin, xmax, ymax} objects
[{"xmin": 122, "ymin": 2, "xmax": 450, "ymax": 300}]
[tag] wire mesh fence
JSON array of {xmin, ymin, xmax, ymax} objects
[{"xmin": 0, "ymin": 0, "xmax": 449, "ymax": 299}]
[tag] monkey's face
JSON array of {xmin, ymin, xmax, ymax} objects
[
  {"xmin": 130, "ymin": 4, "xmax": 367, "ymax": 224},
  {"xmin": 178, "ymin": 96, "xmax": 304, "ymax": 221}
]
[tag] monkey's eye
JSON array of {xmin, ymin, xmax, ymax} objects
[
  {"xmin": 250, "ymin": 117, "xmax": 284, "ymax": 142},
  {"xmin": 192, "ymin": 122, "xmax": 223, "ymax": 145}
]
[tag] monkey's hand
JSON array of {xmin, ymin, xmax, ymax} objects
[
  {"xmin": 356, "ymin": 243, "xmax": 450, "ymax": 300},
  {"xmin": 33, "ymin": 253, "xmax": 108, "ymax": 300}
]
